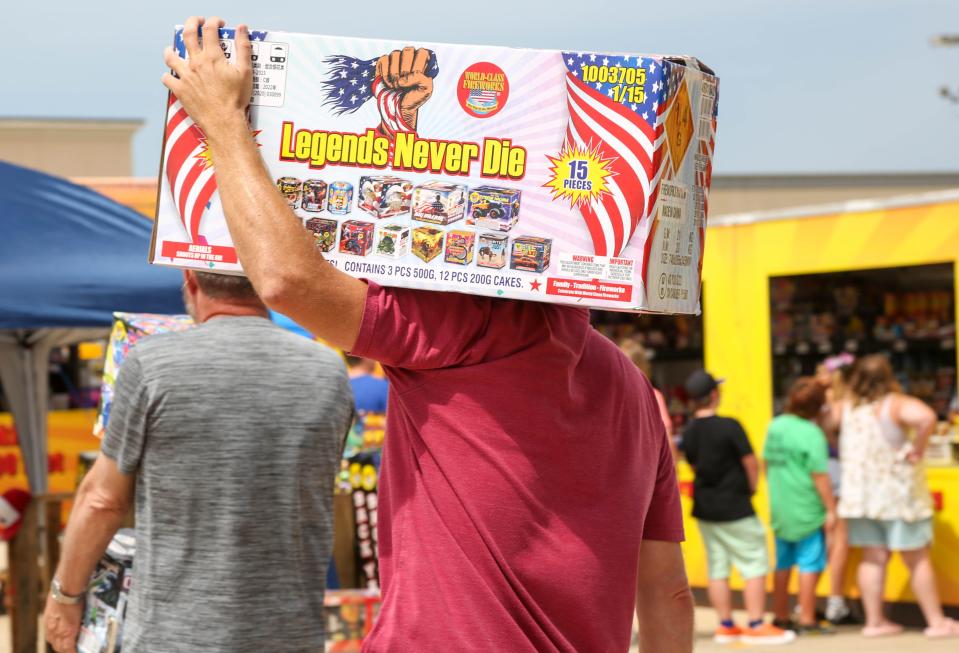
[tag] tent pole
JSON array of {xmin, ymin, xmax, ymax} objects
[{"xmin": 8, "ymin": 499, "xmax": 39, "ymax": 653}]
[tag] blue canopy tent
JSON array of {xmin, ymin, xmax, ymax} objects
[{"xmin": 0, "ymin": 161, "xmax": 183, "ymax": 493}]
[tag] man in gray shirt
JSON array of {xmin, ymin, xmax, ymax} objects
[{"xmin": 44, "ymin": 271, "xmax": 354, "ymax": 653}]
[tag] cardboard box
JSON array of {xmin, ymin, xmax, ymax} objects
[
  {"xmin": 77, "ymin": 530, "xmax": 136, "ymax": 653},
  {"xmin": 510, "ymin": 236, "xmax": 552, "ymax": 273},
  {"xmin": 411, "ymin": 226, "xmax": 444, "ymax": 263},
  {"xmin": 305, "ymin": 217, "xmax": 338, "ymax": 252},
  {"xmin": 444, "ymin": 230, "xmax": 475, "ymax": 265},
  {"xmin": 151, "ymin": 27, "xmax": 719, "ymax": 313},
  {"xmin": 375, "ymin": 223, "xmax": 410, "ymax": 259},
  {"xmin": 465, "ymin": 186, "xmax": 521, "ymax": 232},
  {"xmin": 358, "ymin": 175, "xmax": 414, "ymax": 219},
  {"xmin": 477, "ymin": 233, "xmax": 509, "ymax": 269},
  {"xmin": 339, "ymin": 220, "xmax": 375, "ymax": 256},
  {"xmin": 301, "ymin": 179, "xmax": 329, "ymax": 212},
  {"xmin": 412, "ymin": 181, "xmax": 468, "ymax": 225}
]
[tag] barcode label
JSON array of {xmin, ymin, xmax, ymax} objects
[
  {"xmin": 695, "ymin": 152, "xmax": 709, "ymax": 173},
  {"xmin": 698, "ymin": 118, "xmax": 713, "ymax": 140},
  {"xmin": 699, "ymin": 96, "xmax": 714, "ymax": 118},
  {"xmin": 693, "ymin": 187, "xmax": 705, "ymax": 228}
]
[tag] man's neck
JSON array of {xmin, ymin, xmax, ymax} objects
[
  {"xmin": 196, "ymin": 300, "xmax": 269, "ymax": 323},
  {"xmin": 694, "ymin": 408, "xmax": 717, "ymax": 418}
]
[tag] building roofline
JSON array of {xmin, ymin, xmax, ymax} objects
[
  {"xmin": 0, "ymin": 117, "xmax": 144, "ymax": 129},
  {"xmin": 710, "ymin": 188, "xmax": 959, "ymax": 227}
]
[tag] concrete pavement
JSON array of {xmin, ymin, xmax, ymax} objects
[{"xmin": 630, "ymin": 607, "xmax": 959, "ymax": 652}]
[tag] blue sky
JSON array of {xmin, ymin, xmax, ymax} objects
[{"xmin": 6, "ymin": 0, "xmax": 958, "ymax": 176}]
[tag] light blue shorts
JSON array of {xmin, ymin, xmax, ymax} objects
[
  {"xmin": 774, "ymin": 529, "xmax": 826, "ymax": 574},
  {"xmin": 847, "ymin": 518, "xmax": 933, "ymax": 551}
]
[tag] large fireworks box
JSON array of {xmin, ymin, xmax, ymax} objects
[
  {"xmin": 151, "ymin": 27, "xmax": 719, "ymax": 313},
  {"xmin": 77, "ymin": 530, "xmax": 136, "ymax": 653}
]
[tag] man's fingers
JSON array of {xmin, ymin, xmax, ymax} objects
[
  {"xmin": 388, "ymin": 50, "xmax": 401, "ymax": 86},
  {"xmin": 161, "ymin": 71, "xmax": 182, "ymax": 94},
  {"xmin": 405, "ymin": 73, "xmax": 433, "ymax": 92},
  {"xmin": 163, "ymin": 46, "xmax": 188, "ymax": 76},
  {"xmin": 375, "ymin": 55, "xmax": 389, "ymax": 84},
  {"xmin": 411, "ymin": 48, "xmax": 430, "ymax": 76},
  {"xmin": 399, "ymin": 47, "xmax": 415, "ymax": 76},
  {"xmin": 234, "ymin": 24, "xmax": 252, "ymax": 74},
  {"xmin": 201, "ymin": 16, "xmax": 226, "ymax": 59},
  {"xmin": 182, "ymin": 16, "xmax": 204, "ymax": 59}
]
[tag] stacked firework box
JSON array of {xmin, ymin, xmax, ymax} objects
[
  {"xmin": 94, "ymin": 313, "xmax": 193, "ymax": 439},
  {"xmin": 77, "ymin": 530, "xmax": 136, "ymax": 653},
  {"xmin": 151, "ymin": 28, "xmax": 718, "ymax": 314}
]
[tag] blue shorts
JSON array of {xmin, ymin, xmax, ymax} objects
[
  {"xmin": 774, "ymin": 529, "xmax": 826, "ymax": 574},
  {"xmin": 847, "ymin": 518, "xmax": 933, "ymax": 551}
]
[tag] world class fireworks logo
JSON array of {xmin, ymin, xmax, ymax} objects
[{"xmin": 457, "ymin": 62, "xmax": 510, "ymax": 119}]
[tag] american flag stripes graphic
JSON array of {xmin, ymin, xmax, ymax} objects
[
  {"xmin": 163, "ymin": 96, "xmax": 216, "ymax": 244},
  {"xmin": 562, "ymin": 53, "xmax": 685, "ymax": 257},
  {"xmin": 320, "ymin": 53, "xmax": 440, "ymax": 138},
  {"xmin": 165, "ymin": 27, "xmax": 268, "ymax": 243}
]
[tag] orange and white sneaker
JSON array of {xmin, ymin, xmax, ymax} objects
[
  {"xmin": 713, "ymin": 624, "xmax": 743, "ymax": 644},
  {"xmin": 740, "ymin": 622, "xmax": 797, "ymax": 645}
]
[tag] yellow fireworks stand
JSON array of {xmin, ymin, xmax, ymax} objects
[{"xmin": 684, "ymin": 190, "xmax": 959, "ymax": 607}]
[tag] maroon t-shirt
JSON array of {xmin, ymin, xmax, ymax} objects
[{"xmin": 352, "ymin": 282, "xmax": 683, "ymax": 653}]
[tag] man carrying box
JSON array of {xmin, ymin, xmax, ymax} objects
[{"xmin": 158, "ymin": 17, "xmax": 692, "ymax": 652}]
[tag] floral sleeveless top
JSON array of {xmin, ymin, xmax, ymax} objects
[{"xmin": 837, "ymin": 398, "xmax": 933, "ymax": 522}]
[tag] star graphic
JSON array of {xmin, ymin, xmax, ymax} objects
[
  {"xmin": 567, "ymin": 57, "xmax": 574, "ymax": 65},
  {"xmin": 351, "ymin": 61, "xmax": 359, "ymax": 69},
  {"xmin": 350, "ymin": 78, "xmax": 358, "ymax": 86},
  {"xmin": 652, "ymin": 101, "xmax": 659, "ymax": 111},
  {"xmin": 649, "ymin": 61, "xmax": 656, "ymax": 72},
  {"xmin": 340, "ymin": 71, "xmax": 347, "ymax": 78},
  {"xmin": 643, "ymin": 111, "xmax": 649, "ymax": 119},
  {"xmin": 602, "ymin": 57, "xmax": 610, "ymax": 66},
  {"xmin": 631, "ymin": 103, "xmax": 638, "ymax": 111},
  {"xmin": 573, "ymin": 69, "xmax": 579, "ymax": 76},
  {"xmin": 595, "ymin": 82, "xmax": 602, "ymax": 90},
  {"xmin": 589, "ymin": 53, "xmax": 597, "ymax": 62},
  {"xmin": 608, "ymin": 88, "xmax": 615, "ymax": 97},
  {"xmin": 530, "ymin": 279, "xmax": 542, "ymax": 292},
  {"xmin": 339, "ymin": 88, "xmax": 345, "ymax": 95},
  {"xmin": 351, "ymin": 95, "xmax": 357, "ymax": 103},
  {"xmin": 361, "ymin": 69, "xmax": 369, "ymax": 77}
]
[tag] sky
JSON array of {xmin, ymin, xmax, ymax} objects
[{"xmin": 5, "ymin": 0, "xmax": 958, "ymax": 177}]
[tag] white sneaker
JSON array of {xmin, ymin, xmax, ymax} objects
[{"xmin": 825, "ymin": 596, "xmax": 850, "ymax": 623}]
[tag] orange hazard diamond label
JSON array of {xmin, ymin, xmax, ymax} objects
[{"xmin": 664, "ymin": 81, "xmax": 694, "ymax": 174}]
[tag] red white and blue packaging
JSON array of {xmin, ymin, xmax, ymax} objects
[{"xmin": 150, "ymin": 26, "xmax": 719, "ymax": 313}]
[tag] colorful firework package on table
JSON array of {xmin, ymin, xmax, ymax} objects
[{"xmin": 152, "ymin": 26, "xmax": 719, "ymax": 313}]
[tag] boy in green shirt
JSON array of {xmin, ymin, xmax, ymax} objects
[{"xmin": 764, "ymin": 377, "xmax": 837, "ymax": 635}]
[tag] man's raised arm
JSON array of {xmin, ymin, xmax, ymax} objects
[{"xmin": 162, "ymin": 16, "xmax": 367, "ymax": 350}]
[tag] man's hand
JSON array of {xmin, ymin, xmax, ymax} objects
[
  {"xmin": 160, "ymin": 18, "xmax": 368, "ymax": 349},
  {"xmin": 44, "ymin": 596, "xmax": 83, "ymax": 653},
  {"xmin": 47, "ymin": 455, "xmax": 133, "ymax": 653},
  {"xmin": 162, "ymin": 16, "xmax": 253, "ymax": 139},
  {"xmin": 824, "ymin": 509, "xmax": 838, "ymax": 534},
  {"xmin": 375, "ymin": 47, "xmax": 434, "ymax": 130}
]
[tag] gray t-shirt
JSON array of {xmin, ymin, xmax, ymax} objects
[{"xmin": 101, "ymin": 316, "xmax": 353, "ymax": 652}]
